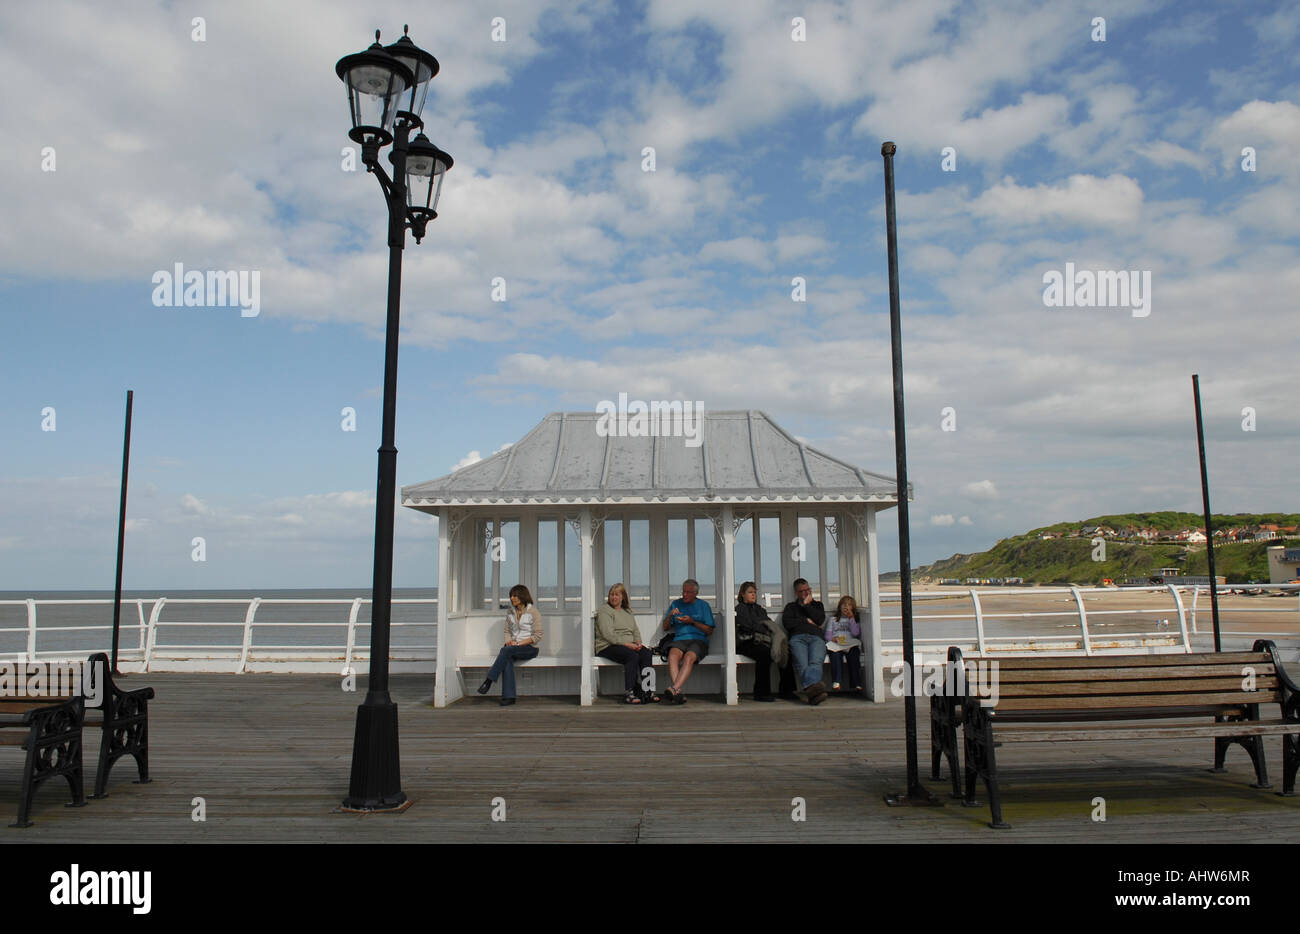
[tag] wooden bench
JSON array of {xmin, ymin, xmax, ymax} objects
[
  {"xmin": 939, "ymin": 640, "xmax": 1300, "ymax": 828},
  {"xmin": 0, "ymin": 694, "xmax": 87, "ymax": 827}
]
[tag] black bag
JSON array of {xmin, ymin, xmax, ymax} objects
[{"xmin": 655, "ymin": 630, "xmax": 677, "ymax": 661}]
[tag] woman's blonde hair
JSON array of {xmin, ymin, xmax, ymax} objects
[{"xmin": 608, "ymin": 582, "xmax": 630, "ymax": 610}]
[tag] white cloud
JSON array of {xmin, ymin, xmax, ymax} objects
[
  {"xmin": 698, "ymin": 237, "xmax": 770, "ymax": 268},
  {"xmin": 972, "ymin": 174, "xmax": 1144, "ymax": 227},
  {"xmin": 1210, "ymin": 100, "xmax": 1300, "ymax": 179},
  {"xmin": 964, "ymin": 481, "xmax": 999, "ymax": 501},
  {"xmin": 930, "ymin": 514, "xmax": 955, "ymax": 526},
  {"xmin": 1135, "ymin": 141, "xmax": 1206, "ymax": 173},
  {"xmin": 180, "ymin": 494, "xmax": 211, "ymax": 516},
  {"xmin": 774, "ymin": 234, "xmax": 829, "ymax": 262}
]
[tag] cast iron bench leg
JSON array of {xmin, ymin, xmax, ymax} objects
[
  {"xmin": 943, "ymin": 719, "xmax": 962, "ymax": 799},
  {"xmin": 962, "ymin": 726, "xmax": 979, "ymax": 808},
  {"xmin": 1244, "ymin": 735, "xmax": 1270, "ymax": 789},
  {"xmin": 12, "ymin": 704, "xmax": 87, "ymax": 828},
  {"xmin": 929, "ymin": 703, "xmax": 943, "ymax": 780},
  {"xmin": 92, "ymin": 693, "xmax": 152, "ymax": 799},
  {"xmin": 1282, "ymin": 734, "xmax": 1297, "ymax": 796},
  {"xmin": 976, "ymin": 718, "xmax": 1009, "ymax": 829}
]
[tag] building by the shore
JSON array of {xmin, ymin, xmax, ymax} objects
[{"xmin": 1268, "ymin": 544, "xmax": 1300, "ymax": 583}]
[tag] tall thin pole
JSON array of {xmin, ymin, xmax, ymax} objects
[
  {"xmin": 881, "ymin": 142, "xmax": 935, "ymax": 806},
  {"xmin": 1192, "ymin": 374, "xmax": 1222, "ymax": 652},
  {"xmin": 110, "ymin": 390, "xmax": 133, "ymax": 674}
]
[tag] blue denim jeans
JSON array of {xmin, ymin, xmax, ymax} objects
[
  {"xmin": 788, "ymin": 634, "xmax": 827, "ymax": 690},
  {"xmin": 487, "ymin": 644, "xmax": 539, "ymax": 698}
]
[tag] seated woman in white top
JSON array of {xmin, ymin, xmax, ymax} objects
[{"xmin": 477, "ymin": 584, "xmax": 543, "ymax": 706}]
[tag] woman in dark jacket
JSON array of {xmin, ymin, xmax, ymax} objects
[{"xmin": 735, "ymin": 581, "xmax": 795, "ymax": 701}]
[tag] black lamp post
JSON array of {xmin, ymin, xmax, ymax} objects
[{"xmin": 336, "ymin": 26, "xmax": 453, "ymax": 812}]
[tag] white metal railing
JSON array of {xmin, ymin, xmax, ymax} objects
[
  {"xmin": 5, "ymin": 584, "xmax": 1296, "ymax": 673},
  {"xmin": 878, "ymin": 584, "xmax": 1300, "ymax": 664},
  {"xmin": 0, "ymin": 597, "xmax": 438, "ymax": 673}
]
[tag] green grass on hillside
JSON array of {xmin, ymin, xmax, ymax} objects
[{"xmin": 920, "ymin": 513, "xmax": 1296, "ymax": 584}]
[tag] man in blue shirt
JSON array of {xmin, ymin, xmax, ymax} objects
[{"xmin": 660, "ymin": 578, "xmax": 713, "ymax": 704}]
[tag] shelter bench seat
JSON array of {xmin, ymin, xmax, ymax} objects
[
  {"xmin": 934, "ymin": 640, "xmax": 1300, "ymax": 828},
  {"xmin": 593, "ymin": 654, "xmax": 752, "ymax": 698},
  {"xmin": 455, "ymin": 653, "xmax": 755, "ymax": 698}
]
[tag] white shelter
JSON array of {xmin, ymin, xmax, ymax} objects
[{"xmin": 401, "ymin": 410, "xmax": 904, "ymax": 706}]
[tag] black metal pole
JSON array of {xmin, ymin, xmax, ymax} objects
[
  {"xmin": 880, "ymin": 142, "xmax": 936, "ymax": 806},
  {"xmin": 110, "ymin": 390, "xmax": 133, "ymax": 675},
  {"xmin": 343, "ymin": 123, "xmax": 411, "ymax": 812},
  {"xmin": 1192, "ymin": 374, "xmax": 1222, "ymax": 652}
]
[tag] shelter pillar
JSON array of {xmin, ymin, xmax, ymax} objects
[
  {"xmin": 778, "ymin": 509, "xmax": 799, "ymax": 603},
  {"xmin": 862, "ymin": 507, "xmax": 885, "ymax": 702},
  {"xmin": 720, "ymin": 505, "xmax": 737, "ymax": 705},
  {"xmin": 435, "ymin": 507, "xmax": 456, "ymax": 707},
  {"xmin": 579, "ymin": 507, "xmax": 594, "ymax": 705}
]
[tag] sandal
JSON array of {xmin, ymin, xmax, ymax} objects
[
  {"xmin": 642, "ymin": 691, "xmax": 663, "ymax": 703},
  {"xmin": 623, "ymin": 691, "xmax": 643, "ymax": 704}
]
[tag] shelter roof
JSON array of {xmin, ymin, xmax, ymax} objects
[{"xmin": 401, "ymin": 410, "xmax": 904, "ymax": 509}]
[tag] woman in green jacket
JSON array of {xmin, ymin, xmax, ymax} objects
[{"xmin": 595, "ymin": 583, "xmax": 660, "ymax": 704}]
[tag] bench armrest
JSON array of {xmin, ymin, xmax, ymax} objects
[
  {"xmin": 20, "ymin": 696, "xmax": 84, "ymax": 735},
  {"xmin": 1255, "ymin": 640, "xmax": 1299, "ymax": 721}
]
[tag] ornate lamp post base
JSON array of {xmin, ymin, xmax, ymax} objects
[{"xmin": 342, "ymin": 694, "xmax": 408, "ymax": 811}]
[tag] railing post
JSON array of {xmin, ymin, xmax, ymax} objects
[
  {"xmin": 1166, "ymin": 583, "xmax": 1190, "ymax": 652},
  {"xmin": 345, "ymin": 598, "xmax": 363, "ymax": 673},
  {"xmin": 1070, "ymin": 586, "xmax": 1092, "ymax": 654},
  {"xmin": 237, "ymin": 598, "xmax": 262, "ymax": 674},
  {"xmin": 969, "ymin": 589, "xmax": 986, "ymax": 655},
  {"xmin": 144, "ymin": 598, "xmax": 166, "ymax": 671},
  {"xmin": 1188, "ymin": 585, "xmax": 1201, "ymax": 634},
  {"xmin": 24, "ymin": 599, "xmax": 36, "ymax": 661},
  {"xmin": 137, "ymin": 600, "xmax": 147, "ymax": 656}
]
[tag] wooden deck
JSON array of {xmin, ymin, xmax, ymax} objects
[{"xmin": 2, "ymin": 671, "xmax": 1297, "ymax": 843}]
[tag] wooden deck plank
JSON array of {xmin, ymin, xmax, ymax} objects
[{"xmin": 0, "ymin": 671, "xmax": 1295, "ymax": 843}]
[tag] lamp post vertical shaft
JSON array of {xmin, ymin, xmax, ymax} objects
[
  {"xmin": 1192, "ymin": 374, "xmax": 1222, "ymax": 652},
  {"xmin": 111, "ymin": 389, "xmax": 133, "ymax": 674},
  {"xmin": 344, "ymin": 124, "xmax": 410, "ymax": 810},
  {"xmin": 880, "ymin": 142, "xmax": 932, "ymax": 804}
]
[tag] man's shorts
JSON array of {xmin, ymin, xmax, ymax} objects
[{"xmin": 670, "ymin": 639, "xmax": 709, "ymax": 660}]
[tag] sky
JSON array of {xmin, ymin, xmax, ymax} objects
[{"xmin": 1, "ymin": 0, "xmax": 1297, "ymax": 590}]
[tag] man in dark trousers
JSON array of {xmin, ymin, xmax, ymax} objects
[{"xmin": 782, "ymin": 578, "xmax": 829, "ymax": 705}]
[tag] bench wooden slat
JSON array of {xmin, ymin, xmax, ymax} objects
[
  {"xmin": 988, "ymin": 705, "xmax": 1248, "ymax": 722},
  {"xmin": 976, "ymin": 652, "xmax": 1266, "ymax": 669},
  {"xmin": 991, "ymin": 691, "xmax": 1272, "ymax": 712},
  {"xmin": 995, "ymin": 719, "xmax": 1300, "ymax": 743},
  {"xmin": 995, "ymin": 676, "xmax": 1279, "ymax": 697},
  {"xmin": 980, "ymin": 663, "xmax": 1275, "ymax": 683},
  {"xmin": 0, "ymin": 697, "xmax": 77, "ymax": 715}
]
